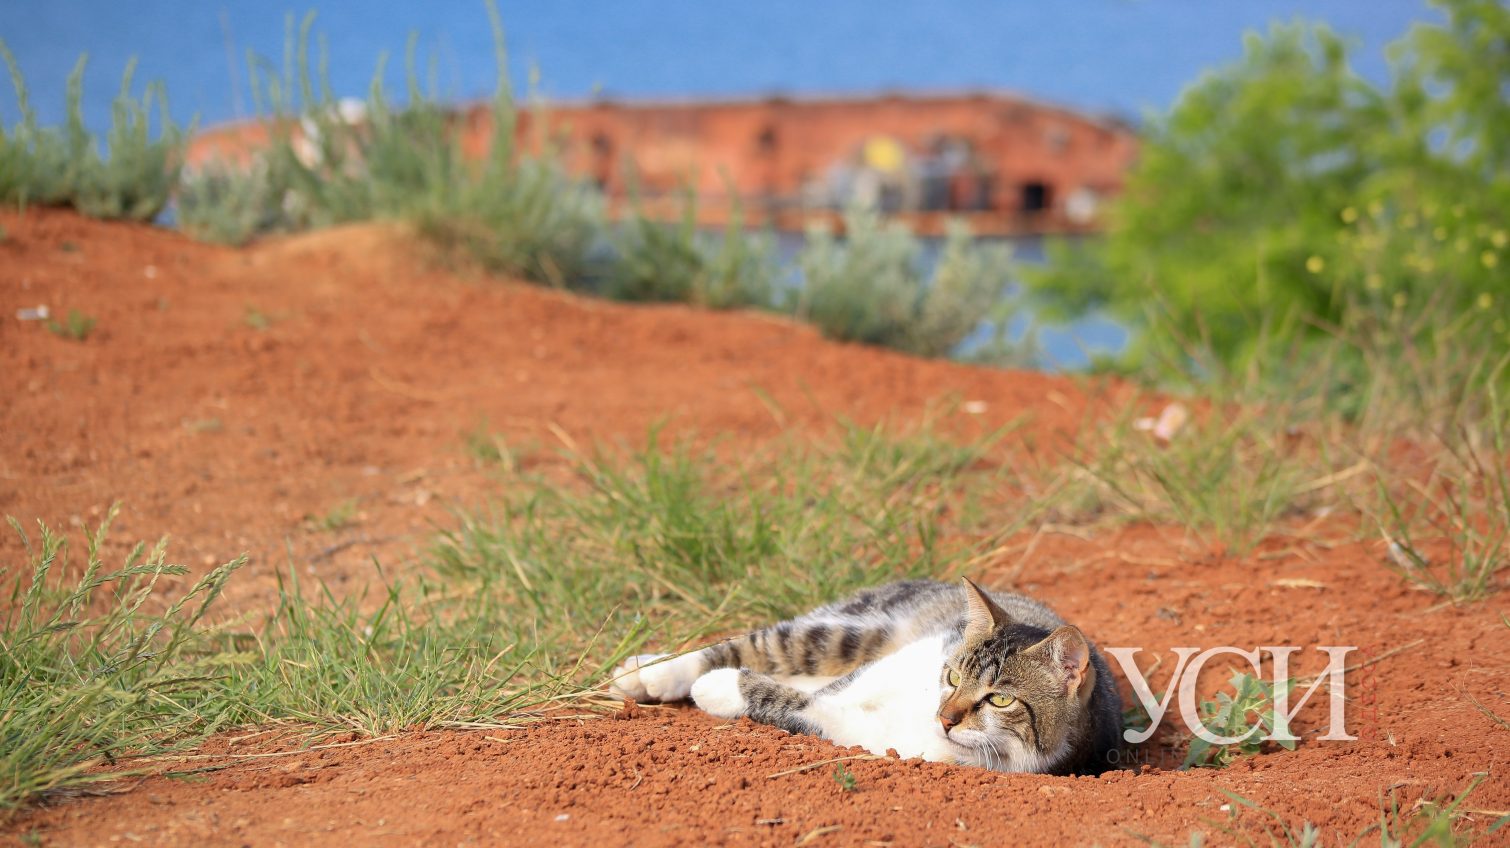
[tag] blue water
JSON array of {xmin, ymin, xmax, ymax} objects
[
  {"xmin": 0, "ymin": 1, "xmax": 1440, "ymax": 368},
  {"xmin": 3, "ymin": 1, "xmax": 1440, "ymax": 133}
]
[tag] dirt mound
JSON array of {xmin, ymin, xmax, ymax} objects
[
  {"xmin": 2, "ymin": 211, "xmax": 1506, "ymax": 846},
  {"xmin": 1, "ymin": 210, "xmax": 1094, "ymax": 608}
]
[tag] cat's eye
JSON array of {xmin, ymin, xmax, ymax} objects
[
  {"xmin": 987, "ymin": 693, "xmax": 1015, "ymax": 709},
  {"xmin": 946, "ymin": 668, "xmax": 961, "ymax": 687}
]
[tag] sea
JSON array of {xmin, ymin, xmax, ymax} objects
[{"xmin": 1, "ymin": 0, "xmax": 1443, "ymax": 366}]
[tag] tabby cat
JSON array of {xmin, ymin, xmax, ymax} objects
[{"xmin": 610, "ymin": 578, "xmax": 1123, "ymax": 775}]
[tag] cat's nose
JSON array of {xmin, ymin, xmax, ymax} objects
[{"xmin": 938, "ymin": 712, "xmax": 960, "ymax": 732}]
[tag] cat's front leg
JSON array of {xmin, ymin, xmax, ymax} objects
[
  {"xmin": 691, "ymin": 669, "xmax": 823, "ymax": 737},
  {"xmin": 608, "ymin": 653, "xmax": 707, "ymax": 702}
]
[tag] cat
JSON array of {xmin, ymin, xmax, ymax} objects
[{"xmin": 610, "ymin": 578, "xmax": 1123, "ymax": 775}]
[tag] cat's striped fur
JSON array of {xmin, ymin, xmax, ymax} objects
[{"xmin": 611, "ymin": 578, "xmax": 1123, "ymax": 775}]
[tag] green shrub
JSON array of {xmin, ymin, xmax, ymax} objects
[
  {"xmin": 0, "ymin": 43, "xmax": 185, "ymax": 221},
  {"xmin": 413, "ymin": 156, "xmax": 606, "ymax": 288},
  {"xmin": 795, "ymin": 207, "xmax": 1011, "ymax": 357},
  {"xmin": 176, "ymin": 158, "xmax": 296, "ymax": 244},
  {"xmin": 1031, "ymin": 0, "xmax": 1509, "ymax": 378},
  {"xmin": 608, "ymin": 186, "xmax": 777, "ymax": 309}
]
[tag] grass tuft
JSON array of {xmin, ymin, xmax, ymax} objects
[
  {"xmin": 1372, "ymin": 389, "xmax": 1510, "ymax": 603},
  {"xmin": 431, "ymin": 424, "xmax": 1008, "ymax": 667},
  {"xmin": 44, "ymin": 308, "xmax": 97, "ymax": 341},
  {"xmin": 0, "ymin": 506, "xmax": 245, "ymax": 810}
]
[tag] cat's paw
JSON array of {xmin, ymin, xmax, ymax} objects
[
  {"xmin": 608, "ymin": 653, "xmax": 704, "ymax": 703},
  {"xmin": 608, "ymin": 654, "xmax": 665, "ymax": 702},
  {"xmin": 691, "ymin": 668, "xmax": 748, "ymax": 719},
  {"xmin": 639, "ymin": 652, "xmax": 704, "ymax": 702}
]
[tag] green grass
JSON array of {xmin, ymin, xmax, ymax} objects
[
  {"xmin": 1372, "ymin": 388, "xmax": 1510, "ymax": 604},
  {"xmin": 1, "ymin": 423, "xmax": 1006, "ymax": 809},
  {"xmin": 44, "ymin": 308, "xmax": 96, "ymax": 341},
  {"xmin": 187, "ymin": 6, "xmax": 609, "ymax": 287},
  {"xmin": 0, "ymin": 508, "xmax": 244, "ymax": 810},
  {"xmin": 1361, "ymin": 774, "xmax": 1506, "ymax": 847},
  {"xmin": 1038, "ymin": 401, "xmax": 1334, "ymax": 556},
  {"xmin": 431, "ymin": 424, "xmax": 1009, "ymax": 655},
  {"xmin": 242, "ymin": 306, "xmax": 275, "ymax": 330},
  {"xmin": 1134, "ymin": 776, "xmax": 1503, "ymax": 847},
  {"xmin": 304, "ymin": 499, "xmax": 358, "ymax": 532},
  {"xmin": 1004, "ymin": 289, "xmax": 1509, "ymax": 599}
]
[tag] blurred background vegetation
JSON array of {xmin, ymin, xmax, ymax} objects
[
  {"xmin": 1032, "ymin": 0, "xmax": 1507, "ymax": 390},
  {"xmin": 1, "ymin": 0, "xmax": 1505, "ymax": 391}
]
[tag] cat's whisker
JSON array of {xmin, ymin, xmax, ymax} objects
[{"xmin": 988, "ymin": 737, "xmax": 1011, "ymax": 772}]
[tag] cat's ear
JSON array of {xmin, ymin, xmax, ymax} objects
[
  {"xmin": 1029, "ymin": 625, "xmax": 1095, "ymax": 705},
  {"xmin": 961, "ymin": 577, "xmax": 1012, "ymax": 638}
]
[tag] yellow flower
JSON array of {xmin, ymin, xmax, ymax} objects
[
  {"xmin": 1433, "ymin": 226, "xmax": 1448, "ymax": 242},
  {"xmin": 1484, "ymin": 251, "xmax": 1501, "ymax": 270},
  {"xmin": 1365, "ymin": 272, "xmax": 1383, "ymax": 291},
  {"xmin": 1478, "ymin": 293, "xmax": 1495, "ymax": 310},
  {"xmin": 1306, "ymin": 256, "xmax": 1326, "ymax": 274},
  {"xmin": 1393, "ymin": 292, "xmax": 1408, "ymax": 308},
  {"xmin": 1493, "ymin": 230, "xmax": 1509, "ymax": 248},
  {"xmin": 1402, "ymin": 213, "xmax": 1419, "ymax": 228},
  {"xmin": 1368, "ymin": 200, "xmax": 1385, "ymax": 218},
  {"xmin": 1340, "ymin": 206, "xmax": 1358, "ymax": 224}
]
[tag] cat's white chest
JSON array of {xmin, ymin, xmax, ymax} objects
[{"xmin": 805, "ymin": 635, "xmax": 959, "ymax": 763}]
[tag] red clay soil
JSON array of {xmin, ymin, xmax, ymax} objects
[{"xmin": 2, "ymin": 210, "xmax": 1507, "ymax": 846}]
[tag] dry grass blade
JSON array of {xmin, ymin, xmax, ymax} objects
[{"xmin": 766, "ymin": 754, "xmax": 882, "ymax": 780}]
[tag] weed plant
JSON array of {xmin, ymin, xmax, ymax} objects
[
  {"xmin": 0, "ymin": 43, "xmax": 185, "ymax": 221},
  {"xmin": 44, "ymin": 309, "xmax": 96, "ymax": 341},
  {"xmin": 1182, "ymin": 671, "xmax": 1295, "ymax": 769}
]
